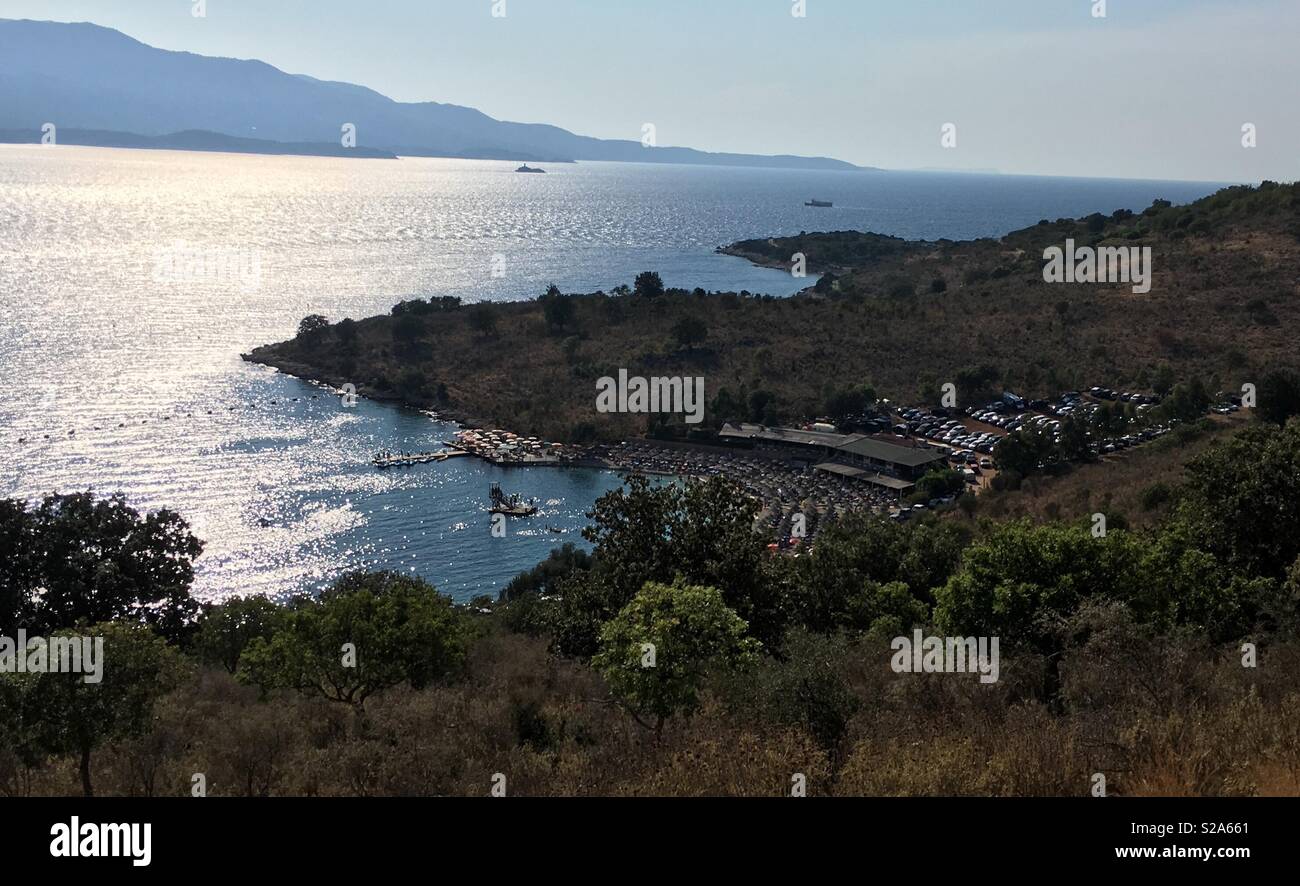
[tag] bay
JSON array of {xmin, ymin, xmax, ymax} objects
[{"xmin": 0, "ymin": 146, "xmax": 1225, "ymax": 601}]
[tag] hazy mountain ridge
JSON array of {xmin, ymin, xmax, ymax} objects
[
  {"xmin": 0, "ymin": 127, "xmax": 399, "ymax": 159},
  {"xmin": 0, "ymin": 18, "xmax": 863, "ymax": 169}
]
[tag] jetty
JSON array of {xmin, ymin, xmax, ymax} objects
[{"xmin": 372, "ymin": 449, "xmax": 469, "ymax": 469}]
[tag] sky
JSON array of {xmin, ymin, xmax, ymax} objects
[{"xmin": 2, "ymin": 0, "xmax": 1297, "ymax": 182}]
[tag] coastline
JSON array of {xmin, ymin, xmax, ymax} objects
[
  {"xmin": 240, "ymin": 352, "xmax": 488, "ymax": 430},
  {"xmin": 240, "ymin": 352, "xmax": 897, "ymax": 541}
]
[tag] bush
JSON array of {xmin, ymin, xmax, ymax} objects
[{"xmin": 1139, "ymin": 481, "xmax": 1173, "ymax": 512}]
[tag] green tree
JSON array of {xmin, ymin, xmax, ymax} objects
[
  {"xmin": 592, "ymin": 579, "xmax": 761, "ymax": 734},
  {"xmin": 1257, "ymin": 368, "xmax": 1300, "ymax": 426},
  {"xmin": 725, "ymin": 629, "xmax": 861, "ymax": 762},
  {"xmin": 782, "ymin": 514, "xmax": 957, "ymax": 633},
  {"xmin": 710, "ymin": 387, "xmax": 746, "ymax": 424},
  {"xmin": 914, "ymin": 468, "xmax": 966, "ymax": 502},
  {"xmin": 1152, "ymin": 364, "xmax": 1177, "ymax": 399},
  {"xmin": 1136, "ymin": 519, "xmax": 1274, "ymax": 642},
  {"xmin": 824, "ymin": 381, "xmax": 877, "ymax": 419},
  {"xmin": 393, "ymin": 312, "xmax": 427, "ymax": 344},
  {"xmin": 539, "ymin": 285, "xmax": 576, "ymax": 332},
  {"xmin": 238, "ymin": 572, "xmax": 472, "ymax": 708},
  {"xmin": 335, "ymin": 317, "xmax": 358, "ymax": 347},
  {"xmin": 5, "ymin": 493, "xmax": 202, "ymax": 640},
  {"xmin": 1162, "ymin": 377, "xmax": 1212, "ymax": 422},
  {"xmin": 993, "ymin": 428, "xmax": 1051, "ymax": 476},
  {"xmin": 0, "ymin": 499, "xmax": 36, "ymax": 633},
  {"xmin": 934, "ymin": 520, "xmax": 1147, "ymax": 700},
  {"xmin": 936, "ymin": 521, "xmax": 1146, "ymax": 648},
  {"xmin": 7, "ymin": 622, "xmax": 185, "ymax": 797},
  {"xmin": 297, "ymin": 314, "xmax": 330, "ymax": 339},
  {"xmin": 1174, "ymin": 420, "xmax": 1300, "ymax": 580},
  {"xmin": 552, "ymin": 476, "xmax": 784, "ymax": 658},
  {"xmin": 634, "ymin": 271, "xmax": 665, "ymax": 298},
  {"xmin": 1057, "ymin": 413, "xmax": 1091, "ymax": 462},
  {"xmin": 194, "ymin": 595, "xmax": 284, "ymax": 674},
  {"xmin": 748, "ymin": 389, "xmax": 776, "ymax": 423},
  {"xmin": 500, "ymin": 543, "xmax": 593, "ymax": 602},
  {"xmin": 954, "ymin": 365, "xmax": 1000, "ymax": 404}
]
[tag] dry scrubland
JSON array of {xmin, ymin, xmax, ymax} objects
[
  {"xmin": 7, "ymin": 408, "xmax": 1300, "ymax": 797},
  {"xmin": 8, "ymin": 627, "xmax": 1300, "ymax": 797},
  {"xmin": 247, "ymin": 182, "xmax": 1300, "ymax": 443},
  {"xmin": 970, "ymin": 413, "xmax": 1245, "ymax": 528}
]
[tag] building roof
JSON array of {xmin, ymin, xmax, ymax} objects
[
  {"xmin": 813, "ymin": 461, "xmax": 865, "ymax": 478},
  {"xmin": 813, "ymin": 463, "xmax": 916, "ymax": 491},
  {"xmin": 718, "ymin": 422, "xmax": 861, "ymax": 449},
  {"xmin": 834, "ymin": 436, "xmax": 948, "ymax": 468},
  {"xmin": 719, "ymin": 422, "xmax": 947, "ymax": 469}
]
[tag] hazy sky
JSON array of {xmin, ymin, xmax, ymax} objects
[{"xmin": 4, "ymin": 0, "xmax": 1297, "ymax": 181}]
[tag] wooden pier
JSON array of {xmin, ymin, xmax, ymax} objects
[{"xmin": 372, "ymin": 449, "xmax": 469, "ymax": 469}]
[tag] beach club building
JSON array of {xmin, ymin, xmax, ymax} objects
[{"xmin": 717, "ymin": 422, "xmax": 946, "ymax": 494}]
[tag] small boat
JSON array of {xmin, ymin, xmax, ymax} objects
[
  {"xmin": 805, "ymin": 199, "xmax": 833, "ymax": 208},
  {"xmin": 489, "ymin": 483, "xmax": 538, "ymax": 517},
  {"xmin": 516, "ymin": 165, "xmax": 546, "ymax": 174}
]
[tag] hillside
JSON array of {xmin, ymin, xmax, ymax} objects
[
  {"xmin": 245, "ymin": 182, "xmax": 1300, "ymax": 442},
  {"xmin": 0, "ymin": 128, "xmax": 398, "ymax": 159},
  {"xmin": 0, "ymin": 19, "xmax": 861, "ymax": 170}
]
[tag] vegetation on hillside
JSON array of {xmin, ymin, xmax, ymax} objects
[
  {"xmin": 4, "ymin": 417, "xmax": 1300, "ymax": 796},
  {"xmin": 245, "ymin": 182, "xmax": 1300, "ymax": 442}
]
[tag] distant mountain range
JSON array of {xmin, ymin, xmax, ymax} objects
[
  {"xmin": 0, "ymin": 128, "xmax": 398, "ymax": 159},
  {"xmin": 0, "ymin": 19, "xmax": 865, "ymax": 170}
]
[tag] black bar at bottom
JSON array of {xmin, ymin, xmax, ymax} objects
[{"xmin": 3, "ymin": 797, "xmax": 1280, "ymax": 872}]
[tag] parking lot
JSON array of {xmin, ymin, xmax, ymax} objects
[{"xmin": 886, "ymin": 383, "xmax": 1233, "ymax": 489}]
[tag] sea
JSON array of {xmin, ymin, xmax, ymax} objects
[{"xmin": 0, "ymin": 146, "xmax": 1226, "ymax": 602}]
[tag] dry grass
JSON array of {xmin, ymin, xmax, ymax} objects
[
  {"xmin": 967, "ymin": 413, "xmax": 1248, "ymax": 528},
  {"xmin": 7, "ymin": 625, "xmax": 1299, "ymax": 797}
]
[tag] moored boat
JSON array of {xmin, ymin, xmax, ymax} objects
[{"xmin": 489, "ymin": 483, "xmax": 539, "ymax": 516}]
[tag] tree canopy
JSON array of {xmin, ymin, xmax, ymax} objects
[
  {"xmin": 237, "ymin": 571, "xmax": 473, "ymax": 707},
  {"xmin": 592, "ymin": 579, "xmax": 760, "ymax": 733},
  {"xmin": 0, "ymin": 492, "xmax": 202, "ymax": 639},
  {"xmin": 1, "ymin": 622, "xmax": 184, "ymax": 796},
  {"xmin": 634, "ymin": 271, "xmax": 665, "ymax": 298}
]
